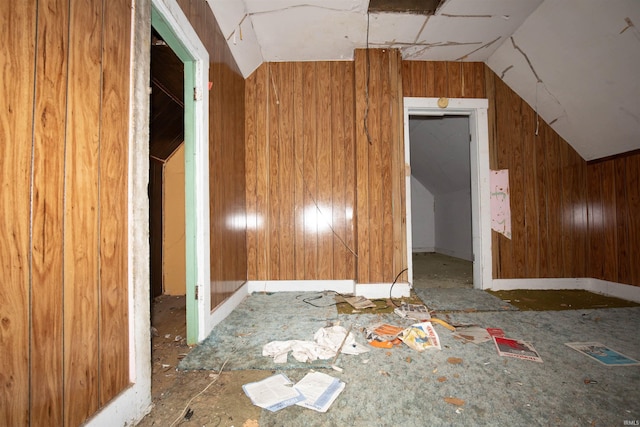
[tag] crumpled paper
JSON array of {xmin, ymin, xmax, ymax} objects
[{"xmin": 263, "ymin": 325, "xmax": 369, "ymax": 363}]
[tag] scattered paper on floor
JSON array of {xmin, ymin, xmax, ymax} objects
[
  {"xmin": 242, "ymin": 374, "xmax": 305, "ymax": 412},
  {"xmin": 262, "ymin": 325, "xmax": 368, "ymax": 363},
  {"xmin": 565, "ymin": 342, "xmax": 640, "ymax": 366},
  {"xmin": 293, "ymin": 371, "xmax": 345, "ymax": 413},
  {"xmin": 399, "ymin": 321, "xmax": 441, "ymax": 351},
  {"xmin": 493, "ymin": 336, "xmax": 543, "ymax": 362}
]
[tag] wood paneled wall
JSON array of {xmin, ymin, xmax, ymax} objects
[
  {"xmin": 402, "ymin": 62, "xmax": 589, "ymax": 281},
  {"xmin": 177, "ymin": 0, "xmax": 247, "ymax": 308},
  {"xmin": 588, "ymin": 152, "xmax": 640, "ymax": 287},
  {"xmin": 485, "ymin": 69, "xmax": 588, "ymax": 279},
  {"xmin": 0, "ymin": 0, "xmax": 131, "ymax": 425},
  {"xmin": 354, "ymin": 49, "xmax": 407, "ymax": 284},
  {"xmin": 245, "ymin": 62, "xmax": 357, "ymax": 281},
  {"xmin": 402, "ymin": 61, "xmax": 486, "ymax": 98}
]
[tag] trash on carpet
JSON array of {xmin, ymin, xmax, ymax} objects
[
  {"xmin": 452, "ymin": 326, "xmax": 492, "ymax": 344},
  {"xmin": 242, "ymin": 372, "xmax": 345, "ymax": 413},
  {"xmin": 242, "ymin": 373, "xmax": 305, "ymax": 412},
  {"xmin": 428, "ymin": 317, "xmax": 456, "ymax": 331},
  {"xmin": 486, "ymin": 328, "xmax": 505, "ymax": 337},
  {"xmin": 394, "ymin": 303, "xmax": 430, "ymax": 320},
  {"xmin": 565, "ymin": 342, "xmax": 640, "ymax": 366},
  {"xmin": 293, "ymin": 371, "xmax": 345, "ymax": 412},
  {"xmin": 399, "ymin": 321, "xmax": 441, "ymax": 351},
  {"xmin": 262, "ymin": 325, "xmax": 369, "ymax": 363},
  {"xmin": 343, "ymin": 295, "xmax": 376, "ymax": 310},
  {"xmin": 365, "ymin": 323, "xmax": 404, "ymax": 348},
  {"xmin": 493, "ymin": 336, "xmax": 543, "ymax": 362}
]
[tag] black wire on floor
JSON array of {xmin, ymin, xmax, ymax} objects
[{"xmin": 389, "ymin": 268, "xmax": 409, "ymax": 307}]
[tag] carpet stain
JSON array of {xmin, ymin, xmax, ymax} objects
[{"xmin": 487, "ymin": 289, "xmax": 640, "ymax": 311}]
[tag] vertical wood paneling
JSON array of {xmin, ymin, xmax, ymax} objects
[
  {"xmin": 447, "ymin": 62, "xmax": 463, "ymax": 98},
  {"xmin": 245, "ymin": 72, "xmax": 258, "ymax": 280},
  {"xmin": 368, "ymin": 50, "xmax": 383, "ymax": 280},
  {"xmin": 391, "ymin": 52, "xmax": 407, "ymax": 279},
  {"xmin": 545, "ymin": 126, "xmax": 563, "ymax": 276},
  {"xmin": 343, "ymin": 63, "xmax": 357, "ymax": 278},
  {"xmin": 494, "ymin": 76, "xmax": 515, "ymax": 278},
  {"xmin": 587, "ymin": 153, "xmax": 640, "ymax": 286},
  {"xmin": 293, "ymin": 63, "xmax": 306, "ymax": 278},
  {"xmin": 521, "ymin": 102, "xmax": 539, "ymax": 277},
  {"xmin": 278, "ymin": 63, "xmax": 295, "ymax": 280},
  {"xmin": 626, "ymin": 155, "xmax": 640, "ymax": 286},
  {"xmin": 246, "ymin": 61, "xmax": 358, "ymax": 282},
  {"xmin": 180, "ymin": 1, "xmax": 247, "ymax": 306},
  {"xmin": 601, "ymin": 160, "xmax": 618, "ymax": 281},
  {"xmin": 268, "ymin": 65, "xmax": 281, "ymax": 279},
  {"xmin": 402, "ymin": 61, "xmax": 485, "ymax": 99},
  {"xmin": 255, "ymin": 65, "xmax": 269, "ymax": 281},
  {"xmin": 355, "ymin": 50, "xmax": 371, "ymax": 282},
  {"xmin": 3, "ymin": 0, "xmax": 133, "ymax": 424},
  {"xmin": 64, "ymin": 0, "xmax": 103, "ymax": 422},
  {"xmin": 0, "ymin": 1, "xmax": 36, "ymax": 425},
  {"xmin": 30, "ymin": 0, "xmax": 68, "ymax": 423},
  {"xmin": 302, "ymin": 62, "xmax": 319, "ymax": 279},
  {"xmin": 331, "ymin": 62, "xmax": 347, "ymax": 279},
  {"xmin": 587, "ymin": 162, "xmax": 605, "ymax": 279},
  {"xmin": 99, "ymin": 0, "xmax": 131, "ymax": 404},
  {"xmin": 316, "ymin": 62, "xmax": 333, "ymax": 279},
  {"xmin": 354, "ymin": 49, "xmax": 407, "ymax": 284},
  {"xmin": 614, "ymin": 158, "xmax": 631, "ymax": 284}
]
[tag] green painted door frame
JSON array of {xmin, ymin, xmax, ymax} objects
[{"xmin": 151, "ymin": 6, "xmax": 199, "ymax": 343}]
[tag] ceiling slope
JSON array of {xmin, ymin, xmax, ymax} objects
[{"xmin": 207, "ymin": 0, "xmax": 640, "ymax": 161}]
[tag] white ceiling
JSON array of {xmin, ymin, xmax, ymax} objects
[{"xmin": 208, "ymin": 0, "xmax": 640, "ymax": 161}]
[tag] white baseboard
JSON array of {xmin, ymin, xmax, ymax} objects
[
  {"xmin": 244, "ymin": 280, "xmax": 412, "ymax": 299},
  {"xmin": 247, "ymin": 280, "xmax": 356, "ymax": 294},
  {"xmin": 205, "ymin": 282, "xmax": 250, "ymax": 337},
  {"xmin": 585, "ymin": 278, "xmax": 640, "ymax": 303},
  {"xmin": 488, "ymin": 278, "xmax": 640, "ymax": 303},
  {"xmin": 355, "ymin": 282, "xmax": 412, "ymax": 298},
  {"xmin": 412, "ymin": 247, "xmax": 434, "ymax": 253}
]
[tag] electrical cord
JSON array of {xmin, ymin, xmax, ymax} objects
[
  {"xmin": 389, "ymin": 268, "xmax": 408, "ymax": 307},
  {"xmin": 297, "ymin": 291, "xmax": 349, "ymax": 308}
]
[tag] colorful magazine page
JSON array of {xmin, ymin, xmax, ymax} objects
[
  {"xmin": 565, "ymin": 342, "xmax": 640, "ymax": 366},
  {"xmin": 493, "ymin": 336, "xmax": 543, "ymax": 363}
]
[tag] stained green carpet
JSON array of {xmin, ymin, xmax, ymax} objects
[{"xmin": 179, "ymin": 291, "xmax": 640, "ymax": 426}]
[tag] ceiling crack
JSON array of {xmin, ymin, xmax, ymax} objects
[
  {"xmin": 455, "ymin": 36, "xmax": 501, "ymax": 60},
  {"xmin": 500, "ymin": 65, "xmax": 513, "ymax": 79},
  {"xmin": 439, "ymin": 13, "xmax": 494, "ymax": 18},
  {"xmin": 510, "ymin": 37, "xmax": 542, "ymax": 82}
]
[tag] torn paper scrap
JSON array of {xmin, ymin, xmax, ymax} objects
[
  {"xmin": 453, "ymin": 326, "xmax": 492, "ymax": 344},
  {"xmin": 490, "ymin": 169, "xmax": 511, "ymax": 239},
  {"xmin": 294, "ymin": 372, "xmax": 345, "ymax": 413},
  {"xmin": 314, "ymin": 325, "xmax": 370, "ymax": 356},
  {"xmin": 343, "ymin": 295, "xmax": 376, "ymax": 309},
  {"xmin": 242, "ymin": 374, "xmax": 305, "ymax": 412},
  {"xmin": 262, "ymin": 340, "xmax": 335, "ymax": 363},
  {"xmin": 399, "ymin": 321, "xmax": 441, "ymax": 351},
  {"xmin": 394, "ymin": 303, "xmax": 430, "ymax": 321},
  {"xmin": 263, "ymin": 326, "xmax": 369, "ymax": 363}
]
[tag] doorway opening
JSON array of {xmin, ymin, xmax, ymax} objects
[
  {"xmin": 403, "ymin": 97, "xmax": 491, "ymax": 290},
  {"xmin": 408, "ymin": 115, "xmax": 473, "ymax": 289},
  {"xmin": 149, "ymin": 25, "xmax": 188, "ymax": 351}
]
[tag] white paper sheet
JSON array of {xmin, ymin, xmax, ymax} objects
[
  {"xmin": 294, "ymin": 372, "xmax": 345, "ymax": 412},
  {"xmin": 242, "ymin": 374, "xmax": 305, "ymax": 412}
]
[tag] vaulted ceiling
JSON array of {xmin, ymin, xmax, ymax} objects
[{"xmin": 208, "ymin": 0, "xmax": 640, "ymax": 161}]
